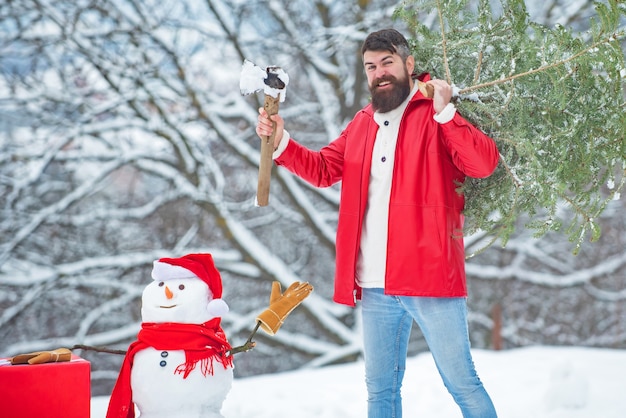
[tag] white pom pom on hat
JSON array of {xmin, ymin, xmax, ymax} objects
[{"xmin": 152, "ymin": 253, "xmax": 224, "ymax": 300}]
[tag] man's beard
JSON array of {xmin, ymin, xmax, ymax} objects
[{"xmin": 370, "ymin": 72, "xmax": 411, "ymax": 113}]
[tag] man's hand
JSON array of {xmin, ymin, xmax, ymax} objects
[
  {"xmin": 427, "ymin": 79, "xmax": 453, "ymax": 114},
  {"xmin": 256, "ymin": 281, "xmax": 313, "ymax": 336},
  {"xmin": 257, "ymin": 108, "xmax": 285, "ymax": 150}
]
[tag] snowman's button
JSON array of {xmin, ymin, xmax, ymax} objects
[
  {"xmin": 161, "ymin": 351, "xmax": 168, "ymax": 358},
  {"xmin": 160, "ymin": 360, "xmax": 167, "ymax": 367}
]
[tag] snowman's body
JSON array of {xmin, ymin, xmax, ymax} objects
[
  {"xmin": 130, "ymin": 272, "xmax": 233, "ymax": 418},
  {"xmin": 131, "ymin": 347, "xmax": 233, "ymax": 418}
]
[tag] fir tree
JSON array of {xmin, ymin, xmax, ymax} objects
[{"xmin": 395, "ymin": 0, "xmax": 626, "ymax": 254}]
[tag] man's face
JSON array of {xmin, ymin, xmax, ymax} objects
[{"xmin": 364, "ymin": 49, "xmax": 414, "ymax": 113}]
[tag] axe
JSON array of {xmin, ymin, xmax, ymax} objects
[{"xmin": 240, "ymin": 60, "xmax": 289, "ymax": 207}]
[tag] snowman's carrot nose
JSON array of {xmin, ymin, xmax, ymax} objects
[{"xmin": 165, "ymin": 285, "xmax": 174, "ymax": 299}]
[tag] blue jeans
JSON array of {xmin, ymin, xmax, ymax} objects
[{"xmin": 361, "ymin": 288, "xmax": 497, "ymax": 418}]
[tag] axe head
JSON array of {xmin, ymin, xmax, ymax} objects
[{"xmin": 240, "ymin": 59, "xmax": 289, "ymax": 102}]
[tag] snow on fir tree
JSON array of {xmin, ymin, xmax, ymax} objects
[
  {"xmin": 106, "ymin": 253, "xmax": 234, "ymax": 418},
  {"xmin": 396, "ymin": 0, "xmax": 626, "ymax": 253}
]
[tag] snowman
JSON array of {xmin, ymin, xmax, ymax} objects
[{"xmin": 106, "ymin": 253, "xmax": 234, "ymax": 418}]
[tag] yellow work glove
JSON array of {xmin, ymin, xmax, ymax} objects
[
  {"xmin": 256, "ymin": 281, "xmax": 313, "ymax": 336},
  {"xmin": 10, "ymin": 347, "xmax": 72, "ymax": 365}
]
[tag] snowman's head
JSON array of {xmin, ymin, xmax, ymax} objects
[{"xmin": 142, "ymin": 254, "xmax": 229, "ymax": 324}]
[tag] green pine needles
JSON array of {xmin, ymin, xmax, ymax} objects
[{"xmin": 395, "ymin": 0, "xmax": 626, "ymax": 254}]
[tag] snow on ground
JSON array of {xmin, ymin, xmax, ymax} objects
[{"xmin": 91, "ymin": 345, "xmax": 626, "ymax": 418}]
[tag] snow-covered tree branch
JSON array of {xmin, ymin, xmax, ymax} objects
[
  {"xmin": 398, "ymin": 0, "xmax": 626, "ymax": 251},
  {"xmin": 1, "ymin": 0, "xmax": 624, "ymax": 396}
]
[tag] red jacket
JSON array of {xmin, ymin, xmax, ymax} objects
[{"xmin": 275, "ymin": 77, "xmax": 498, "ymax": 307}]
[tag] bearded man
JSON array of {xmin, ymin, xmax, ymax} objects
[{"xmin": 256, "ymin": 28, "xmax": 499, "ymax": 418}]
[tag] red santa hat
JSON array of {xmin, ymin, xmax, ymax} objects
[{"xmin": 151, "ymin": 253, "xmax": 223, "ymax": 299}]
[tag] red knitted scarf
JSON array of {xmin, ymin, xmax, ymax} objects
[
  {"xmin": 106, "ymin": 318, "xmax": 233, "ymax": 418},
  {"xmin": 138, "ymin": 320, "xmax": 233, "ymax": 377}
]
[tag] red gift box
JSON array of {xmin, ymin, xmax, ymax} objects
[{"xmin": 0, "ymin": 354, "xmax": 90, "ymax": 418}]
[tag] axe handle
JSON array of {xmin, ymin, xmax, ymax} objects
[{"xmin": 257, "ymin": 94, "xmax": 280, "ymax": 206}]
